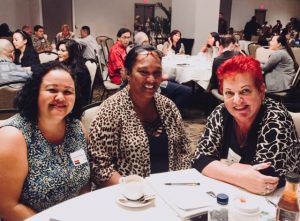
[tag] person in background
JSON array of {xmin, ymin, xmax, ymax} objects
[
  {"xmin": 162, "ymin": 29, "xmax": 185, "ymax": 56},
  {"xmin": 272, "ymin": 20, "xmax": 282, "ymax": 35},
  {"xmin": 262, "ymin": 34, "xmax": 298, "ymax": 92},
  {"xmin": 22, "ymin": 25, "xmax": 33, "ymax": 36},
  {"xmin": 0, "ymin": 23, "xmax": 13, "ymax": 37},
  {"xmin": 88, "ymin": 45, "xmax": 192, "ymax": 187},
  {"xmin": 32, "ymin": 25, "xmax": 52, "ymax": 53},
  {"xmin": 0, "ymin": 39, "xmax": 32, "ymax": 84},
  {"xmin": 243, "ymin": 16, "xmax": 260, "ymax": 41},
  {"xmin": 13, "ymin": 30, "xmax": 40, "ymax": 68},
  {"xmin": 57, "ymin": 39, "xmax": 91, "ymax": 105},
  {"xmin": 200, "ymin": 32, "xmax": 220, "ymax": 58},
  {"xmin": 74, "ymin": 26, "xmax": 100, "ymax": 61},
  {"xmin": 192, "ymin": 56, "xmax": 300, "ymax": 195},
  {"xmin": 0, "ymin": 61, "xmax": 90, "ymax": 220},
  {"xmin": 209, "ymin": 35, "xmax": 240, "ymax": 92},
  {"xmin": 107, "ymin": 28, "xmax": 131, "ymax": 85},
  {"xmin": 55, "ymin": 24, "xmax": 75, "ymax": 44},
  {"xmin": 218, "ymin": 13, "xmax": 228, "ymax": 35}
]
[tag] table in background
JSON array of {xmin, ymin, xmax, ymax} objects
[{"xmin": 162, "ymin": 54, "xmax": 212, "ymax": 90}]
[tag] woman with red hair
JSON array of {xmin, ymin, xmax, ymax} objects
[{"xmin": 192, "ymin": 55, "xmax": 300, "ymax": 195}]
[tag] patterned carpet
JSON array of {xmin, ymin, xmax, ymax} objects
[{"xmin": 91, "ymin": 81, "xmax": 207, "ymax": 152}]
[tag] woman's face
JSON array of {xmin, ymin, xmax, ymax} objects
[
  {"xmin": 207, "ymin": 34, "xmax": 215, "ymax": 46},
  {"xmin": 172, "ymin": 33, "xmax": 181, "ymax": 43},
  {"xmin": 223, "ymin": 72, "xmax": 265, "ymax": 126},
  {"xmin": 13, "ymin": 32, "xmax": 27, "ymax": 50},
  {"xmin": 269, "ymin": 36, "xmax": 281, "ymax": 50},
  {"xmin": 57, "ymin": 44, "xmax": 69, "ymax": 62},
  {"xmin": 38, "ymin": 69, "xmax": 75, "ymax": 121},
  {"xmin": 128, "ymin": 51, "xmax": 162, "ymax": 100}
]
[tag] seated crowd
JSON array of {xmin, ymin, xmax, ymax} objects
[{"xmin": 0, "ymin": 20, "xmax": 300, "ymax": 220}]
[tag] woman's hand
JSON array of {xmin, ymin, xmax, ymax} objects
[{"xmin": 232, "ymin": 162, "xmax": 279, "ymax": 195}]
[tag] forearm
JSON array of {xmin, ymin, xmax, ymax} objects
[
  {"xmin": 1, "ymin": 203, "xmax": 36, "ymax": 221},
  {"xmin": 103, "ymin": 171, "xmax": 122, "ymax": 187},
  {"xmin": 202, "ymin": 160, "xmax": 247, "ymax": 187}
]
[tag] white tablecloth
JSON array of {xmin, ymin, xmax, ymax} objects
[
  {"xmin": 162, "ymin": 54, "xmax": 212, "ymax": 90},
  {"xmin": 26, "ymin": 169, "xmax": 280, "ymax": 221}
]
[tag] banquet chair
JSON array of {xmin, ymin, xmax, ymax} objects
[
  {"xmin": 94, "ymin": 52, "xmax": 120, "ymax": 101},
  {"xmin": 267, "ymin": 66, "xmax": 300, "ymax": 102},
  {"xmin": 255, "ymin": 47, "xmax": 272, "ymax": 63},
  {"xmin": 96, "ymin": 36, "xmax": 110, "ymax": 65},
  {"xmin": 248, "ymin": 43, "xmax": 260, "ymax": 58},
  {"xmin": 289, "ymin": 112, "xmax": 300, "ymax": 137},
  {"xmin": 105, "ymin": 38, "xmax": 114, "ymax": 52},
  {"xmin": 291, "ymin": 47, "xmax": 300, "ymax": 65},
  {"xmin": 181, "ymin": 38, "xmax": 194, "ymax": 55},
  {"xmin": 81, "ymin": 101, "xmax": 102, "ymax": 131},
  {"xmin": 0, "ymin": 80, "xmax": 25, "ymax": 120},
  {"xmin": 85, "ymin": 60, "xmax": 98, "ymax": 103},
  {"xmin": 38, "ymin": 51, "xmax": 58, "ymax": 63}
]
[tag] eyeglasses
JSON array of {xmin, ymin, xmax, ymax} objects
[{"xmin": 137, "ymin": 49, "xmax": 163, "ymax": 60}]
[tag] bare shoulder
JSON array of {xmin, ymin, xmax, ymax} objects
[{"xmin": 0, "ymin": 126, "xmax": 27, "ymax": 158}]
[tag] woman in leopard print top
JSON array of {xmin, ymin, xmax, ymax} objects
[
  {"xmin": 88, "ymin": 45, "xmax": 192, "ymax": 187},
  {"xmin": 192, "ymin": 56, "xmax": 300, "ymax": 195}
]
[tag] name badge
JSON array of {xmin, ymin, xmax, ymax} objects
[
  {"xmin": 222, "ymin": 148, "xmax": 241, "ymax": 166},
  {"xmin": 70, "ymin": 149, "xmax": 88, "ymax": 166}
]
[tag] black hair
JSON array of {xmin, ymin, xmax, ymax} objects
[
  {"xmin": 277, "ymin": 34, "xmax": 299, "ymax": 71},
  {"xmin": 15, "ymin": 61, "xmax": 83, "ymax": 122},
  {"xmin": 34, "ymin": 25, "xmax": 44, "ymax": 32},
  {"xmin": 81, "ymin": 26, "xmax": 90, "ymax": 35},
  {"xmin": 169, "ymin": 29, "xmax": 182, "ymax": 54},
  {"xmin": 13, "ymin": 29, "xmax": 33, "ymax": 47},
  {"xmin": 56, "ymin": 39, "xmax": 85, "ymax": 71},
  {"xmin": 124, "ymin": 44, "xmax": 162, "ymax": 74},
  {"xmin": 117, "ymin": 28, "xmax": 131, "ymax": 38},
  {"xmin": 210, "ymin": 32, "xmax": 220, "ymax": 47},
  {"xmin": 219, "ymin": 35, "xmax": 236, "ymax": 48}
]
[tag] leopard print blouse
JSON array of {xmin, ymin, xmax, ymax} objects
[
  {"xmin": 88, "ymin": 87, "xmax": 192, "ymax": 186},
  {"xmin": 192, "ymin": 98, "xmax": 300, "ymax": 182}
]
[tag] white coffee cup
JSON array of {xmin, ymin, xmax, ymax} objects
[
  {"xmin": 229, "ymin": 197, "xmax": 261, "ymax": 221},
  {"xmin": 119, "ymin": 175, "xmax": 144, "ymax": 201}
]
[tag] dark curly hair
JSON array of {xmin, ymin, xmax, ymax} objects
[{"xmin": 15, "ymin": 61, "xmax": 83, "ymax": 122}]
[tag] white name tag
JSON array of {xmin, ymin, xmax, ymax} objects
[
  {"xmin": 70, "ymin": 149, "xmax": 88, "ymax": 166},
  {"xmin": 222, "ymin": 148, "xmax": 241, "ymax": 166}
]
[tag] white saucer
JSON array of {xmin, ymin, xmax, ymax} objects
[{"xmin": 116, "ymin": 195, "xmax": 155, "ymax": 208}]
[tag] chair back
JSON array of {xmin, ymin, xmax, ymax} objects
[
  {"xmin": 248, "ymin": 43, "xmax": 260, "ymax": 58},
  {"xmin": 291, "ymin": 47, "xmax": 300, "ymax": 65},
  {"xmin": 181, "ymin": 38, "xmax": 194, "ymax": 55},
  {"xmin": 81, "ymin": 101, "xmax": 102, "ymax": 131},
  {"xmin": 255, "ymin": 47, "xmax": 273, "ymax": 63},
  {"xmin": 85, "ymin": 60, "xmax": 98, "ymax": 103},
  {"xmin": 291, "ymin": 66, "xmax": 300, "ymax": 88},
  {"xmin": 0, "ymin": 81, "xmax": 25, "ymax": 120},
  {"xmin": 96, "ymin": 36, "xmax": 111, "ymax": 65},
  {"xmin": 289, "ymin": 111, "xmax": 300, "ymax": 137},
  {"xmin": 39, "ymin": 52, "xmax": 58, "ymax": 63},
  {"xmin": 105, "ymin": 38, "xmax": 114, "ymax": 52}
]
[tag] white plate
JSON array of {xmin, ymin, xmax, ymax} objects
[{"xmin": 116, "ymin": 195, "xmax": 155, "ymax": 208}]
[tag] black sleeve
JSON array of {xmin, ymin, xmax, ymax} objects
[{"xmin": 192, "ymin": 155, "xmax": 219, "ymax": 172}]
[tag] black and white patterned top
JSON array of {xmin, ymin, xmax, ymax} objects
[
  {"xmin": 192, "ymin": 98, "xmax": 300, "ymax": 187},
  {"xmin": 3, "ymin": 114, "xmax": 90, "ymax": 212}
]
